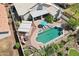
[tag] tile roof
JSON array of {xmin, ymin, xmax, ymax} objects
[{"xmin": 0, "ymin": 4, "xmax": 10, "ymax": 33}]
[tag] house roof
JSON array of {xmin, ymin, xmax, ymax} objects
[
  {"xmin": 18, "ymin": 21, "xmax": 32, "ymax": 32},
  {"xmin": 0, "ymin": 4, "xmax": 10, "ymax": 33},
  {"xmin": 47, "ymin": 6, "xmax": 58, "ymax": 16},
  {"xmin": 14, "ymin": 3, "xmax": 37, "ymax": 16},
  {"xmin": 30, "ymin": 10, "xmax": 48, "ymax": 18}
]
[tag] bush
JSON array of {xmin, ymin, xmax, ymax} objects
[
  {"xmin": 15, "ymin": 21, "xmax": 20, "ymax": 28},
  {"xmin": 34, "ymin": 45, "xmax": 55, "ymax": 56},
  {"xmin": 58, "ymin": 42, "xmax": 64, "ymax": 48},
  {"xmin": 67, "ymin": 35, "xmax": 74, "ymax": 42},
  {"xmin": 14, "ymin": 42, "xmax": 20, "ymax": 49},
  {"xmin": 57, "ymin": 40, "xmax": 66, "ymax": 48},
  {"xmin": 61, "ymin": 40, "xmax": 67, "ymax": 45},
  {"xmin": 44, "ymin": 45, "xmax": 55, "ymax": 56},
  {"xmin": 24, "ymin": 48, "xmax": 31, "ymax": 56},
  {"xmin": 45, "ymin": 14, "xmax": 54, "ymax": 23},
  {"xmin": 57, "ymin": 51, "xmax": 64, "ymax": 56},
  {"xmin": 53, "ymin": 44, "xmax": 60, "ymax": 52},
  {"xmin": 68, "ymin": 17, "xmax": 79, "ymax": 29}
]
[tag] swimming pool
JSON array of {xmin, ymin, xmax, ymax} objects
[{"xmin": 36, "ymin": 27, "xmax": 63, "ymax": 44}]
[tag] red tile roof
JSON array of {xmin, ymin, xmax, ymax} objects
[{"xmin": 0, "ymin": 4, "xmax": 10, "ymax": 32}]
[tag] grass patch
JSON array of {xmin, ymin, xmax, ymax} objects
[
  {"xmin": 67, "ymin": 17, "xmax": 79, "ymax": 28},
  {"xmin": 68, "ymin": 48, "xmax": 79, "ymax": 56},
  {"xmin": 65, "ymin": 4, "xmax": 79, "ymax": 19},
  {"xmin": 24, "ymin": 46, "xmax": 31, "ymax": 56}
]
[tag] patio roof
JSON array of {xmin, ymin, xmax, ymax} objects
[
  {"xmin": 30, "ymin": 10, "xmax": 48, "ymax": 18},
  {"xmin": 18, "ymin": 21, "xmax": 32, "ymax": 33}
]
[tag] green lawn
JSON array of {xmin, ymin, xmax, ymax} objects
[{"xmin": 68, "ymin": 48, "xmax": 79, "ymax": 56}]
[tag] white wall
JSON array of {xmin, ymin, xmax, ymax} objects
[{"xmin": 0, "ymin": 32, "xmax": 11, "ymax": 40}]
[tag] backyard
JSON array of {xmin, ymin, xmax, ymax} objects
[
  {"xmin": 23, "ymin": 32, "xmax": 77, "ymax": 56},
  {"xmin": 23, "ymin": 14, "xmax": 79, "ymax": 56},
  {"xmin": 10, "ymin": 3, "xmax": 79, "ymax": 56}
]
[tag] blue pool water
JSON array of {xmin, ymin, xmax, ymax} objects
[{"xmin": 36, "ymin": 27, "xmax": 63, "ymax": 44}]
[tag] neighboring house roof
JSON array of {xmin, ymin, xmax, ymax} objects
[
  {"xmin": 0, "ymin": 4, "xmax": 11, "ymax": 39},
  {"xmin": 0, "ymin": 4, "xmax": 10, "ymax": 33},
  {"xmin": 18, "ymin": 21, "xmax": 32, "ymax": 32},
  {"xmin": 14, "ymin": 3, "xmax": 37, "ymax": 16}
]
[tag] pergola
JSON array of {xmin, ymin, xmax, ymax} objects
[{"xmin": 18, "ymin": 21, "xmax": 32, "ymax": 33}]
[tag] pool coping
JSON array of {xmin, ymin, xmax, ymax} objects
[{"xmin": 36, "ymin": 27, "xmax": 68, "ymax": 46}]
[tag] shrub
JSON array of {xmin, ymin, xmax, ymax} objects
[
  {"xmin": 58, "ymin": 42, "xmax": 64, "ymax": 48},
  {"xmin": 14, "ymin": 42, "xmax": 20, "ymax": 49},
  {"xmin": 24, "ymin": 48, "xmax": 31, "ymax": 56},
  {"xmin": 57, "ymin": 51, "xmax": 64, "ymax": 56},
  {"xmin": 34, "ymin": 45, "xmax": 55, "ymax": 56},
  {"xmin": 45, "ymin": 14, "xmax": 54, "ymax": 23},
  {"xmin": 15, "ymin": 21, "xmax": 20, "ymax": 28},
  {"xmin": 67, "ymin": 35, "xmax": 74, "ymax": 42},
  {"xmin": 61, "ymin": 40, "xmax": 67, "ymax": 45},
  {"xmin": 44, "ymin": 45, "xmax": 55, "ymax": 56},
  {"xmin": 57, "ymin": 40, "xmax": 66, "ymax": 48},
  {"xmin": 53, "ymin": 44, "xmax": 60, "ymax": 52},
  {"xmin": 68, "ymin": 17, "xmax": 79, "ymax": 29}
]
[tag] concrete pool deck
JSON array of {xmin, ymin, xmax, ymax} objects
[
  {"xmin": 29, "ymin": 20, "xmax": 44, "ymax": 49},
  {"xmin": 30, "ymin": 19, "xmax": 69, "ymax": 49}
]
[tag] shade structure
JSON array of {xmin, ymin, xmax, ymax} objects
[
  {"xmin": 30, "ymin": 10, "xmax": 48, "ymax": 18},
  {"xmin": 18, "ymin": 21, "xmax": 32, "ymax": 33}
]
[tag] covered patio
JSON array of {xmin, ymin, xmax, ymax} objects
[
  {"xmin": 18, "ymin": 21, "xmax": 32, "ymax": 44},
  {"xmin": 30, "ymin": 9, "xmax": 49, "ymax": 21},
  {"xmin": 18, "ymin": 21, "xmax": 32, "ymax": 33}
]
